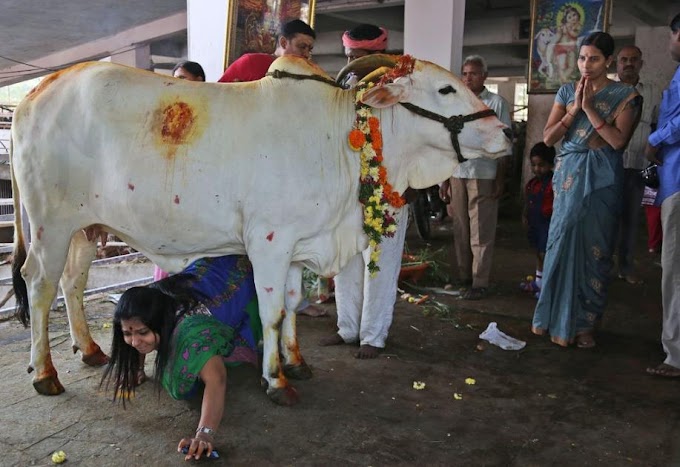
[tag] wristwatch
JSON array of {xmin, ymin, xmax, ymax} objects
[{"xmin": 196, "ymin": 426, "xmax": 214, "ymax": 436}]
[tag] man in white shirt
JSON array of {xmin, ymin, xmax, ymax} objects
[
  {"xmin": 440, "ymin": 55, "xmax": 512, "ymax": 300},
  {"xmin": 615, "ymin": 45, "xmax": 660, "ymax": 284}
]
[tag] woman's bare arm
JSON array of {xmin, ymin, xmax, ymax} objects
[{"xmin": 177, "ymin": 355, "xmax": 227, "ymax": 460}]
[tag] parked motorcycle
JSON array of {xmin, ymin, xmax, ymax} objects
[{"xmin": 410, "ymin": 185, "xmax": 447, "ymax": 240}]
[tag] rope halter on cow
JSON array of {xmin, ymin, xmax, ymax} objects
[
  {"xmin": 369, "ymin": 55, "xmax": 497, "ymax": 164},
  {"xmin": 398, "ymin": 103, "xmax": 497, "ymax": 164}
]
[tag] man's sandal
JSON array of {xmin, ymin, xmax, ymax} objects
[
  {"xmin": 646, "ymin": 363, "xmax": 680, "ymax": 378},
  {"xmin": 460, "ymin": 287, "xmax": 487, "ymax": 300}
]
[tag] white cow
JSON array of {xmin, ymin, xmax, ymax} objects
[
  {"xmin": 11, "ymin": 55, "xmax": 511, "ymax": 405},
  {"xmin": 534, "ymin": 28, "xmax": 555, "ymax": 78}
]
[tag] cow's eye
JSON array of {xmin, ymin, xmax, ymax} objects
[{"xmin": 438, "ymin": 85, "xmax": 456, "ymax": 95}]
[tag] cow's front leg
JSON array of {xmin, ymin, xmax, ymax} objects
[
  {"xmin": 281, "ymin": 263, "xmax": 312, "ymax": 381},
  {"xmin": 60, "ymin": 231, "xmax": 108, "ymax": 367},
  {"xmin": 250, "ymin": 252, "xmax": 298, "ymax": 406}
]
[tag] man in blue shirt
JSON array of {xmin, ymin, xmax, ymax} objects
[{"xmin": 645, "ymin": 12, "xmax": 680, "ymax": 378}]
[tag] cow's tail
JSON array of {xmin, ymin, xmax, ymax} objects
[{"xmin": 10, "ymin": 137, "xmax": 30, "ymax": 327}]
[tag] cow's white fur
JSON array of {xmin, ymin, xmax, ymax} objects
[{"xmin": 11, "ymin": 56, "xmax": 511, "ymax": 402}]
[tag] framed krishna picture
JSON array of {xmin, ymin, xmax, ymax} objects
[
  {"xmin": 528, "ymin": 0, "xmax": 612, "ymax": 93},
  {"xmin": 224, "ymin": 0, "xmax": 316, "ymax": 68}
]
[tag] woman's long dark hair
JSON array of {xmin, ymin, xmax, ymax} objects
[{"xmin": 100, "ymin": 273, "xmax": 204, "ymax": 405}]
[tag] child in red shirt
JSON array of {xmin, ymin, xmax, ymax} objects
[{"xmin": 521, "ymin": 142, "xmax": 556, "ymax": 298}]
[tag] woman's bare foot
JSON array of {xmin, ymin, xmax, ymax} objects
[
  {"xmin": 575, "ymin": 333, "xmax": 596, "ymax": 349},
  {"xmin": 355, "ymin": 345, "xmax": 380, "ymax": 359},
  {"xmin": 318, "ymin": 333, "xmax": 345, "ymax": 346}
]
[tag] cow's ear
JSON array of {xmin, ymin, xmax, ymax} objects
[{"xmin": 360, "ymin": 82, "xmax": 408, "ymax": 108}]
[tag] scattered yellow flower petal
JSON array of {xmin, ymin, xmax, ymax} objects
[
  {"xmin": 465, "ymin": 378, "xmax": 476, "ymax": 385},
  {"xmin": 453, "ymin": 393, "xmax": 463, "ymax": 400},
  {"xmin": 547, "ymin": 393, "xmax": 558, "ymax": 399},
  {"xmin": 51, "ymin": 451, "xmax": 67, "ymax": 464},
  {"xmin": 412, "ymin": 381, "xmax": 426, "ymax": 390},
  {"xmin": 102, "ymin": 322, "xmax": 112, "ymax": 329}
]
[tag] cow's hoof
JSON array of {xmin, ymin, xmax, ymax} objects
[
  {"xmin": 283, "ymin": 362, "xmax": 313, "ymax": 380},
  {"xmin": 81, "ymin": 348, "xmax": 109, "ymax": 367},
  {"xmin": 33, "ymin": 376, "xmax": 65, "ymax": 395},
  {"xmin": 266, "ymin": 385, "xmax": 299, "ymax": 406}
]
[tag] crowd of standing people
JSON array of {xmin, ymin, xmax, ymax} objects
[{"xmin": 97, "ymin": 13, "xmax": 680, "ymax": 460}]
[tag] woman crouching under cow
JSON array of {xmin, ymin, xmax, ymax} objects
[{"xmin": 100, "ymin": 255, "xmax": 262, "ymax": 461}]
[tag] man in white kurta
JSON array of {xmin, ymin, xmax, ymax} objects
[{"xmin": 319, "ymin": 24, "xmax": 408, "ymax": 358}]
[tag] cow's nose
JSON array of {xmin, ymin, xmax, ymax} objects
[{"xmin": 502, "ymin": 128, "xmax": 513, "ymax": 140}]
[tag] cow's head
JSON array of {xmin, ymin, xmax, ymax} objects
[{"xmin": 348, "ymin": 55, "xmax": 512, "ymax": 190}]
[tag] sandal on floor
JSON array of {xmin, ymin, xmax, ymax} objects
[
  {"xmin": 460, "ymin": 287, "xmax": 487, "ymax": 300},
  {"xmin": 618, "ymin": 274, "xmax": 643, "ymax": 285},
  {"xmin": 646, "ymin": 363, "xmax": 680, "ymax": 378},
  {"xmin": 575, "ymin": 333, "xmax": 596, "ymax": 349}
]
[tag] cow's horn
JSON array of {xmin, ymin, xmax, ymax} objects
[{"xmin": 336, "ymin": 54, "xmax": 399, "ymax": 86}]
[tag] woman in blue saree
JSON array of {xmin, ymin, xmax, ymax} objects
[{"xmin": 531, "ymin": 32, "xmax": 641, "ymax": 348}]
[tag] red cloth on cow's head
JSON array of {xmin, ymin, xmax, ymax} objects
[{"xmin": 218, "ymin": 53, "xmax": 277, "ymax": 83}]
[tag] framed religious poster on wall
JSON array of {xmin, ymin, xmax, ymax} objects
[
  {"xmin": 528, "ymin": 0, "xmax": 611, "ymax": 93},
  {"xmin": 224, "ymin": 0, "xmax": 316, "ymax": 68}
]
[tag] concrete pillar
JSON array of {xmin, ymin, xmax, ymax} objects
[
  {"xmin": 522, "ymin": 94, "xmax": 555, "ymax": 188},
  {"xmin": 404, "ymin": 0, "xmax": 465, "ymax": 72},
  {"xmin": 187, "ymin": 0, "xmax": 230, "ymax": 82},
  {"xmin": 636, "ymin": 26, "xmax": 677, "ymax": 93},
  {"xmin": 109, "ymin": 45, "xmax": 151, "ymax": 69},
  {"xmin": 496, "ymin": 81, "xmax": 516, "ymax": 113}
]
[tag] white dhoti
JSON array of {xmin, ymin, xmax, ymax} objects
[{"xmin": 334, "ymin": 208, "xmax": 409, "ymax": 348}]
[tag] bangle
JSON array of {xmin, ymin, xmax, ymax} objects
[
  {"xmin": 196, "ymin": 426, "xmax": 214, "ymax": 436},
  {"xmin": 595, "ymin": 121, "xmax": 606, "ymax": 131},
  {"xmin": 559, "ymin": 119, "xmax": 569, "ymax": 129}
]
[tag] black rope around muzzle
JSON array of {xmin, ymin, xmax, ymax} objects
[{"xmin": 400, "ymin": 102, "xmax": 497, "ymax": 164}]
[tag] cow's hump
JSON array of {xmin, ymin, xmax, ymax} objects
[{"xmin": 268, "ymin": 56, "xmax": 332, "ymax": 80}]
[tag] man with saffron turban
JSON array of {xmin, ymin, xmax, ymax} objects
[{"xmin": 319, "ymin": 24, "xmax": 410, "ymax": 359}]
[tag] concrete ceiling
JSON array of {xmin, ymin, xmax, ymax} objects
[{"xmin": 0, "ymin": 0, "xmax": 677, "ymax": 87}]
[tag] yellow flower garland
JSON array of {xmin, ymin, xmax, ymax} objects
[{"xmin": 348, "ymin": 81, "xmax": 405, "ymax": 274}]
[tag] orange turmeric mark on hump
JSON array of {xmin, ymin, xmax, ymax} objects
[{"xmin": 160, "ymin": 102, "xmax": 195, "ymax": 145}]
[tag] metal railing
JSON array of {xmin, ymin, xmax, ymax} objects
[{"xmin": 0, "ymin": 252, "xmax": 154, "ymax": 319}]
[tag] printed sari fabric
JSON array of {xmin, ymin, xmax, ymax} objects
[
  {"xmin": 532, "ymin": 82, "xmax": 640, "ymax": 346},
  {"xmin": 162, "ymin": 256, "xmax": 262, "ymax": 400}
]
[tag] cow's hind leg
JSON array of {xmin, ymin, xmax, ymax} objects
[
  {"xmin": 60, "ymin": 231, "xmax": 108, "ymax": 367},
  {"xmin": 250, "ymin": 250, "xmax": 298, "ymax": 406},
  {"xmin": 281, "ymin": 263, "xmax": 312, "ymax": 381},
  {"xmin": 23, "ymin": 232, "xmax": 73, "ymax": 395}
]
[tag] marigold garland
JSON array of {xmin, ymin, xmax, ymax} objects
[{"xmin": 348, "ymin": 81, "xmax": 406, "ymax": 274}]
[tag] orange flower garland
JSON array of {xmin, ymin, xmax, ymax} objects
[{"xmin": 348, "ymin": 81, "xmax": 406, "ymax": 274}]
